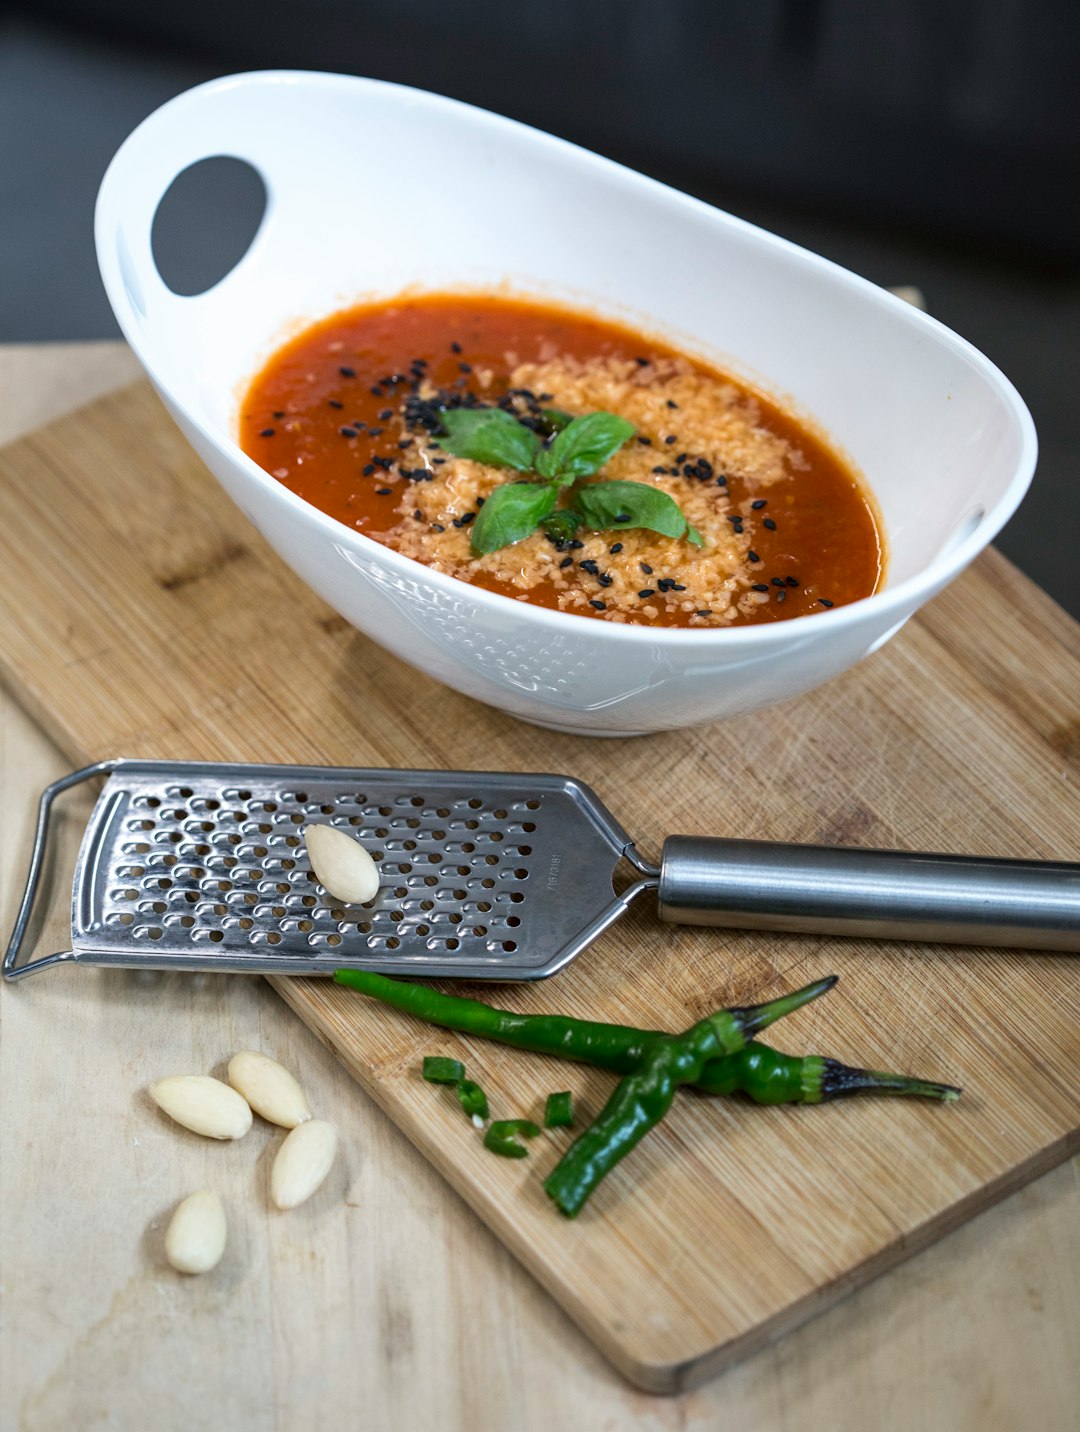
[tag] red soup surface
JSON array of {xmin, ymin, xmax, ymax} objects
[{"xmin": 240, "ymin": 295, "xmax": 883, "ymax": 627}]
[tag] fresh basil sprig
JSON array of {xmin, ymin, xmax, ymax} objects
[{"xmin": 434, "ymin": 403, "xmax": 702, "ymax": 557}]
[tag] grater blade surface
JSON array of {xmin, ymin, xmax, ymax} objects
[{"xmin": 64, "ymin": 760, "xmax": 647, "ymax": 980}]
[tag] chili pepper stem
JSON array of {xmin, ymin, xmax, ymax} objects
[{"xmin": 820, "ymin": 1062, "xmax": 961, "ymax": 1102}]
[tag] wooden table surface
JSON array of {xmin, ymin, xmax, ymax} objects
[{"xmin": 0, "ymin": 342, "xmax": 1076, "ymax": 1432}]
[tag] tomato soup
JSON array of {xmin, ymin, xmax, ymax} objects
[{"xmin": 240, "ymin": 295, "xmax": 882, "ymax": 627}]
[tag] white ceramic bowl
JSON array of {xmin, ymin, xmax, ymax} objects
[{"xmin": 95, "ymin": 70, "xmax": 1036, "ymax": 736}]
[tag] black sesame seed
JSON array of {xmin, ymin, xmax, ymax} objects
[
  {"xmin": 751, "ymin": 499, "xmax": 767, "ymax": 509},
  {"xmin": 568, "ymin": 539, "xmax": 585, "ymax": 550},
  {"xmin": 638, "ymin": 588, "xmax": 655, "ymax": 598},
  {"xmin": 370, "ymin": 386, "xmax": 382, "ymax": 396},
  {"xmin": 637, "ymin": 435, "xmax": 652, "ymax": 446},
  {"xmin": 579, "ymin": 559, "xmax": 599, "ymax": 575},
  {"xmin": 272, "ymin": 410, "xmax": 284, "ymax": 419},
  {"xmin": 476, "ymin": 496, "xmax": 485, "ymax": 507},
  {"xmin": 451, "ymin": 341, "xmax": 462, "ymax": 353},
  {"xmin": 413, "ymin": 509, "xmax": 423, "ymax": 520},
  {"xmin": 671, "ymin": 583, "xmax": 686, "ymax": 592},
  {"xmin": 609, "ymin": 543, "xmax": 623, "ymax": 554},
  {"xmin": 368, "ymin": 427, "xmax": 383, "ymax": 437},
  {"xmin": 376, "ymin": 487, "xmax": 392, "ymax": 495},
  {"xmin": 640, "ymin": 563, "xmax": 653, "ymax": 575},
  {"xmin": 613, "ymin": 514, "xmax": 631, "ymax": 523},
  {"xmin": 589, "ymin": 599, "xmax": 607, "ymax": 610},
  {"xmin": 696, "ymin": 609, "xmax": 712, "ymax": 616},
  {"xmin": 460, "ymin": 512, "xmax": 475, "ymax": 526},
  {"xmin": 751, "ymin": 583, "xmax": 770, "ymax": 592},
  {"xmin": 560, "ymin": 556, "xmax": 573, "ymax": 569},
  {"xmin": 657, "ymin": 578, "xmax": 675, "ymax": 592},
  {"xmin": 259, "ymin": 427, "xmax": 275, "ymax": 437},
  {"xmin": 785, "ymin": 576, "xmax": 799, "ymax": 587},
  {"xmin": 635, "ymin": 356, "xmax": 649, "ymax": 366},
  {"xmin": 379, "ymin": 409, "xmax": 393, "ymax": 420},
  {"xmin": 771, "ymin": 577, "xmax": 786, "ymax": 587},
  {"xmin": 339, "ymin": 366, "xmax": 356, "ymax": 378},
  {"xmin": 675, "ymin": 453, "xmax": 688, "ymax": 464},
  {"xmin": 819, "ymin": 598, "xmax": 834, "ymax": 608},
  {"xmin": 431, "ymin": 523, "xmax": 445, "ymax": 532},
  {"xmin": 776, "ymin": 589, "xmax": 787, "ymax": 602},
  {"xmin": 597, "ymin": 573, "xmax": 613, "ymax": 587},
  {"xmin": 715, "ymin": 476, "xmax": 728, "ymax": 487},
  {"xmin": 763, "ymin": 517, "xmax": 777, "ymax": 530},
  {"xmin": 666, "ymin": 400, "xmax": 679, "ymax": 409},
  {"xmin": 459, "ymin": 361, "xmax": 472, "ymax": 374},
  {"xmin": 339, "ymin": 426, "xmax": 359, "ymax": 438},
  {"xmin": 398, "ymin": 438, "xmax": 413, "ymax": 449},
  {"xmin": 328, "ymin": 399, "xmax": 344, "ymax": 409},
  {"xmin": 748, "ymin": 550, "xmax": 760, "ymax": 562},
  {"xmin": 362, "ymin": 464, "xmax": 375, "ymax": 476},
  {"xmin": 664, "ymin": 435, "xmax": 677, "ymax": 445}
]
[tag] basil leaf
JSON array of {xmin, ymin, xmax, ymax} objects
[
  {"xmin": 575, "ymin": 480, "xmax": 690, "ymax": 539},
  {"xmin": 436, "ymin": 407, "xmax": 541, "ymax": 472},
  {"xmin": 470, "ymin": 482, "xmax": 558, "ymax": 555},
  {"xmin": 541, "ymin": 508, "xmax": 582, "ymax": 543},
  {"xmin": 687, "ymin": 522, "xmax": 705, "ymax": 548},
  {"xmin": 535, "ymin": 411, "xmax": 636, "ymax": 484}
]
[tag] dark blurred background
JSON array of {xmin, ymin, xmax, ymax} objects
[{"xmin": 2, "ymin": 2, "xmax": 1077, "ymax": 615}]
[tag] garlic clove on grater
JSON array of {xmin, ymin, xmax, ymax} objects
[{"xmin": 303, "ymin": 823, "xmax": 380, "ymax": 904}]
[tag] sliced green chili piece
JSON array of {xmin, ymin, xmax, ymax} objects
[
  {"xmin": 483, "ymin": 1119, "xmax": 541, "ymax": 1159},
  {"xmin": 456, "ymin": 1078, "xmax": 489, "ymax": 1122},
  {"xmin": 421, "ymin": 1055, "xmax": 465, "ymax": 1085},
  {"xmin": 545, "ymin": 1091, "xmax": 574, "ymax": 1128}
]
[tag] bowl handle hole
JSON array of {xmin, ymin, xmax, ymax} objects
[{"xmin": 150, "ymin": 156, "xmax": 266, "ymax": 298}]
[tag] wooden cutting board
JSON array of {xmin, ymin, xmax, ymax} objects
[{"xmin": 1, "ymin": 381, "xmax": 1077, "ymax": 1392}]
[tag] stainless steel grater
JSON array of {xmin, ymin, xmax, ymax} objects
[{"xmin": 4, "ymin": 757, "xmax": 1079, "ymax": 983}]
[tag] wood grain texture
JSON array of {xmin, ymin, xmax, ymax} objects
[{"xmin": 0, "ymin": 379, "xmax": 1077, "ymax": 1391}]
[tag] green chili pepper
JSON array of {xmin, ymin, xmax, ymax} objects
[
  {"xmin": 336, "ymin": 969, "xmax": 837, "ymax": 1075},
  {"xmin": 456, "ymin": 1078, "xmax": 489, "ymax": 1122},
  {"xmin": 545, "ymin": 1091, "xmax": 574, "ymax": 1128},
  {"xmin": 484, "ymin": 1119, "xmax": 541, "ymax": 1159},
  {"xmin": 422, "ymin": 1055, "xmax": 465, "ymax": 1084},
  {"xmin": 354, "ymin": 974, "xmax": 958, "ymax": 1107},
  {"xmin": 543, "ymin": 1011, "xmax": 749, "ymax": 1217}
]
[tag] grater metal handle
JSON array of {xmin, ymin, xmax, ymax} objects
[
  {"xmin": 3, "ymin": 760, "xmax": 117, "ymax": 981},
  {"xmin": 656, "ymin": 836, "xmax": 1080, "ymax": 952}
]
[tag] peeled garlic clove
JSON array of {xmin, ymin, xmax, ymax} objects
[
  {"xmin": 165, "ymin": 1190, "xmax": 227, "ymax": 1274},
  {"xmin": 149, "ymin": 1075, "xmax": 252, "ymax": 1140},
  {"xmin": 228, "ymin": 1050, "xmax": 312, "ymax": 1129},
  {"xmin": 303, "ymin": 823, "xmax": 380, "ymax": 904},
  {"xmin": 271, "ymin": 1119, "xmax": 338, "ymax": 1209}
]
